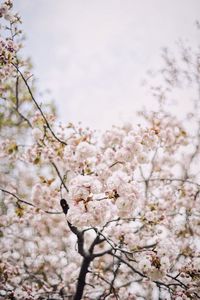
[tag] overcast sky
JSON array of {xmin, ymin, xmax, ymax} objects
[{"xmin": 14, "ymin": 0, "xmax": 200, "ymax": 130}]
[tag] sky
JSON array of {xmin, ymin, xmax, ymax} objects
[{"xmin": 14, "ymin": 0, "xmax": 200, "ymax": 130}]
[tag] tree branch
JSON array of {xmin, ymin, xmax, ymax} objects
[
  {"xmin": 12, "ymin": 63, "xmax": 67, "ymax": 146},
  {"xmin": 0, "ymin": 187, "xmax": 62, "ymax": 215}
]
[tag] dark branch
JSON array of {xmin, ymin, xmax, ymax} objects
[
  {"xmin": 0, "ymin": 187, "xmax": 62, "ymax": 215},
  {"xmin": 12, "ymin": 63, "xmax": 68, "ymax": 146}
]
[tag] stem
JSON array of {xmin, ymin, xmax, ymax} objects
[
  {"xmin": 12, "ymin": 63, "xmax": 67, "ymax": 145},
  {"xmin": 0, "ymin": 187, "xmax": 62, "ymax": 215}
]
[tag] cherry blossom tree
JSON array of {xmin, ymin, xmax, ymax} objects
[{"xmin": 0, "ymin": 2, "xmax": 200, "ymax": 299}]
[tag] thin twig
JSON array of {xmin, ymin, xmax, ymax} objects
[
  {"xmin": 0, "ymin": 187, "xmax": 62, "ymax": 215},
  {"xmin": 12, "ymin": 63, "xmax": 67, "ymax": 146}
]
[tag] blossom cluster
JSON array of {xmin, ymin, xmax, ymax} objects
[{"xmin": 1, "ymin": 109, "xmax": 199, "ymax": 299}]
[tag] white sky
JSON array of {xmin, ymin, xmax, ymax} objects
[{"xmin": 14, "ymin": 0, "xmax": 200, "ymax": 130}]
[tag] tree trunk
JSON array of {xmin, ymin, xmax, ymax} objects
[{"xmin": 73, "ymin": 257, "xmax": 91, "ymax": 300}]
